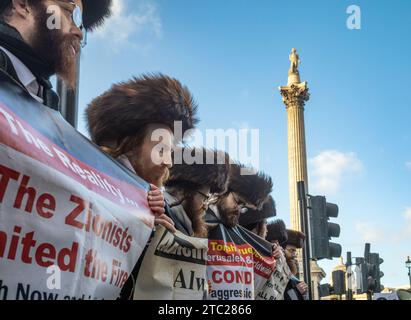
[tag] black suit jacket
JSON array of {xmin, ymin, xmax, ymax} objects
[{"xmin": 0, "ymin": 48, "xmax": 60, "ymax": 111}]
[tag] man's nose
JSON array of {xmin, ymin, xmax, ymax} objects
[
  {"xmin": 72, "ymin": 25, "xmax": 84, "ymax": 42},
  {"xmin": 163, "ymin": 152, "xmax": 173, "ymax": 168}
]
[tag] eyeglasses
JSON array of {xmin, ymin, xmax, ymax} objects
[
  {"xmin": 230, "ymin": 192, "xmax": 249, "ymax": 214},
  {"xmin": 54, "ymin": 1, "xmax": 87, "ymax": 48},
  {"xmin": 286, "ymin": 247, "xmax": 297, "ymax": 256},
  {"xmin": 195, "ymin": 190, "xmax": 217, "ymax": 206}
]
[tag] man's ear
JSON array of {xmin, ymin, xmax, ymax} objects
[{"xmin": 11, "ymin": 0, "xmax": 31, "ymax": 19}]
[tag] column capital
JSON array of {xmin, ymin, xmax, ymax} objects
[{"xmin": 279, "ymin": 82, "xmax": 310, "ymax": 110}]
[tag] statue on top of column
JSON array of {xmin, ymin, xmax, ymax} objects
[{"xmin": 289, "ymin": 48, "xmax": 300, "ymax": 75}]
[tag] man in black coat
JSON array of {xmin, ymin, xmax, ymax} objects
[
  {"xmin": 207, "ymin": 164, "xmax": 273, "ymax": 230},
  {"xmin": 0, "ymin": 0, "xmax": 112, "ymax": 110},
  {"xmin": 282, "ymin": 229, "xmax": 309, "ymax": 300}
]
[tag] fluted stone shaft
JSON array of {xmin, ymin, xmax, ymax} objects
[
  {"xmin": 287, "ymin": 103, "xmax": 308, "ymax": 230},
  {"xmin": 279, "ymin": 82, "xmax": 310, "ymax": 231}
]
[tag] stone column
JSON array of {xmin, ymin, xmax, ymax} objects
[
  {"xmin": 279, "ymin": 50, "xmax": 326, "ymax": 299},
  {"xmin": 311, "ymin": 261, "xmax": 326, "ymax": 300},
  {"xmin": 279, "ymin": 75, "xmax": 310, "ymax": 231}
]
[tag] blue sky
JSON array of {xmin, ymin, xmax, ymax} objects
[{"xmin": 74, "ymin": 0, "xmax": 411, "ymax": 288}]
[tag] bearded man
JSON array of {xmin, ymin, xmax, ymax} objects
[
  {"xmin": 282, "ymin": 229, "xmax": 310, "ymax": 300},
  {"xmin": 0, "ymin": 0, "xmax": 112, "ymax": 109},
  {"xmin": 86, "ymin": 73, "xmax": 199, "ymax": 299},
  {"xmin": 208, "ymin": 164, "xmax": 273, "ymax": 229},
  {"xmin": 165, "ymin": 147, "xmax": 231, "ymax": 238},
  {"xmin": 86, "ymin": 73, "xmax": 199, "ymax": 230}
]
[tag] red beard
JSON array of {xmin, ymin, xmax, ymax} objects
[
  {"xmin": 132, "ymin": 159, "xmax": 169, "ymax": 188},
  {"xmin": 30, "ymin": 3, "xmax": 80, "ymax": 89}
]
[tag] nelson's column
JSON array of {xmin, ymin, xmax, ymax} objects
[{"xmin": 279, "ymin": 48, "xmax": 325, "ymax": 300}]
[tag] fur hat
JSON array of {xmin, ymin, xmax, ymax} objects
[
  {"xmin": 239, "ymin": 196, "xmax": 276, "ymax": 228},
  {"xmin": 83, "ymin": 0, "xmax": 112, "ymax": 31},
  {"xmin": 0, "ymin": 0, "xmax": 113, "ymax": 31},
  {"xmin": 166, "ymin": 148, "xmax": 231, "ymax": 194},
  {"xmin": 266, "ymin": 219, "xmax": 288, "ymax": 244},
  {"xmin": 228, "ymin": 164, "xmax": 273, "ymax": 210},
  {"xmin": 86, "ymin": 73, "xmax": 199, "ymax": 146},
  {"xmin": 283, "ymin": 229, "xmax": 306, "ymax": 249}
]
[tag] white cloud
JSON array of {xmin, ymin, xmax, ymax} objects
[
  {"xmin": 386, "ymin": 208, "xmax": 411, "ymax": 243},
  {"xmin": 406, "ymin": 161, "xmax": 411, "ymax": 169},
  {"xmin": 309, "ymin": 150, "xmax": 363, "ymax": 194},
  {"xmin": 92, "ymin": 0, "xmax": 162, "ymax": 52},
  {"xmin": 355, "ymin": 209, "xmax": 411, "ymax": 245},
  {"xmin": 355, "ymin": 222, "xmax": 385, "ymax": 243}
]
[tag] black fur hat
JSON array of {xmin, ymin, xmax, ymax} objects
[
  {"xmin": 0, "ymin": 0, "xmax": 113, "ymax": 31},
  {"xmin": 166, "ymin": 148, "xmax": 231, "ymax": 194},
  {"xmin": 239, "ymin": 196, "xmax": 276, "ymax": 227},
  {"xmin": 283, "ymin": 229, "xmax": 306, "ymax": 249},
  {"xmin": 266, "ymin": 219, "xmax": 288, "ymax": 244},
  {"xmin": 86, "ymin": 73, "xmax": 199, "ymax": 146},
  {"xmin": 82, "ymin": 0, "xmax": 112, "ymax": 30},
  {"xmin": 228, "ymin": 164, "xmax": 273, "ymax": 210}
]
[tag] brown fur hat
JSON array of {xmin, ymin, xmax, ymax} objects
[
  {"xmin": 228, "ymin": 164, "xmax": 273, "ymax": 209},
  {"xmin": 266, "ymin": 219, "xmax": 288, "ymax": 244},
  {"xmin": 239, "ymin": 196, "xmax": 276, "ymax": 227},
  {"xmin": 166, "ymin": 148, "xmax": 231, "ymax": 194},
  {"xmin": 283, "ymin": 229, "xmax": 306, "ymax": 249},
  {"xmin": 0, "ymin": 0, "xmax": 113, "ymax": 31},
  {"xmin": 86, "ymin": 73, "xmax": 199, "ymax": 146}
]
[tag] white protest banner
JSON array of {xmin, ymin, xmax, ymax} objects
[
  {"xmin": 207, "ymin": 234, "xmax": 255, "ymax": 300},
  {"xmin": 206, "ymin": 218, "xmax": 276, "ymax": 301},
  {"xmin": 236, "ymin": 226, "xmax": 277, "ymax": 297},
  {"xmin": 257, "ymin": 251, "xmax": 292, "ymax": 300},
  {"xmin": 0, "ymin": 79, "xmax": 154, "ymax": 300},
  {"xmin": 134, "ymin": 225, "xmax": 208, "ymax": 300}
]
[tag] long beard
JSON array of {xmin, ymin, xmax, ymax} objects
[
  {"xmin": 185, "ymin": 200, "xmax": 208, "ymax": 238},
  {"xmin": 133, "ymin": 161, "xmax": 169, "ymax": 188},
  {"xmin": 286, "ymin": 257, "xmax": 298, "ymax": 276},
  {"xmin": 217, "ymin": 203, "xmax": 239, "ymax": 228},
  {"xmin": 30, "ymin": 3, "xmax": 80, "ymax": 89}
]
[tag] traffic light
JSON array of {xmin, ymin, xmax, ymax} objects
[
  {"xmin": 332, "ymin": 270, "xmax": 346, "ymax": 295},
  {"xmin": 362, "ymin": 243, "xmax": 385, "ymax": 293},
  {"xmin": 369, "ymin": 253, "xmax": 384, "ymax": 293},
  {"xmin": 309, "ymin": 196, "xmax": 342, "ymax": 260}
]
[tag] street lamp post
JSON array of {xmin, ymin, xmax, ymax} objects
[{"xmin": 406, "ymin": 256, "xmax": 411, "ymax": 289}]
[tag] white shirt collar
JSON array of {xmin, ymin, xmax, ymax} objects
[{"xmin": 0, "ymin": 45, "xmax": 43, "ymax": 103}]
